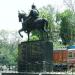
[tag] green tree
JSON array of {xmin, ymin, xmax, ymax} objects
[
  {"xmin": 56, "ymin": 10, "xmax": 75, "ymax": 45},
  {"xmin": 0, "ymin": 30, "xmax": 20, "ymax": 65}
]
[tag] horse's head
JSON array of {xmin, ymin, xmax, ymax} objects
[{"xmin": 18, "ymin": 11, "xmax": 27, "ymax": 22}]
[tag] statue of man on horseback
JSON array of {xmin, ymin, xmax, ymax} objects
[{"xmin": 18, "ymin": 4, "xmax": 49, "ymax": 41}]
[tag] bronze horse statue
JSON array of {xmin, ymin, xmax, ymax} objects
[{"xmin": 18, "ymin": 11, "xmax": 48, "ymax": 41}]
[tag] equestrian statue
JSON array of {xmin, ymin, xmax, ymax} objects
[{"xmin": 18, "ymin": 4, "xmax": 48, "ymax": 41}]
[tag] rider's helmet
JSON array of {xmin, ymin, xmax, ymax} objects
[{"xmin": 32, "ymin": 4, "xmax": 36, "ymax": 9}]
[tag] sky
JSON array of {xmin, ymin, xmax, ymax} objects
[{"xmin": 0, "ymin": 0, "xmax": 66, "ymax": 31}]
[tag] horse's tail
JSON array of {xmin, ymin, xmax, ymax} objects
[
  {"xmin": 43, "ymin": 19, "xmax": 49, "ymax": 39},
  {"xmin": 43, "ymin": 19, "xmax": 48, "ymax": 31}
]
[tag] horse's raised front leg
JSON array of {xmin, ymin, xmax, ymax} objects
[{"xmin": 18, "ymin": 29, "xmax": 23, "ymax": 38}]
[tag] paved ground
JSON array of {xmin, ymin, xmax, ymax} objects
[{"xmin": 1, "ymin": 71, "xmax": 75, "ymax": 75}]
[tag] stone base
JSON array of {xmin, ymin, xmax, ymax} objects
[{"xmin": 18, "ymin": 40, "xmax": 53, "ymax": 72}]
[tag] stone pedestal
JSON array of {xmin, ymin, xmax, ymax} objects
[{"xmin": 18, "ymin": 41, "xmax": 53, "ymax": 72}]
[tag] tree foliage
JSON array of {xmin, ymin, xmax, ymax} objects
[
  {"xmin": 0, "ymin": 30, "xmax": 20, "ymax": 65},
  {"xmin": 56, "ymin": 10, "xmax": 75, "ymax": 45}
]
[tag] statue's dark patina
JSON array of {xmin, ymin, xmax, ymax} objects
[{"xmin": 18, "ymin": 5, "xmax": 48, "ymax": 41}]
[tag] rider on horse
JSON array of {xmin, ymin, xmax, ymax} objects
[
  {"xmin": 28, "ymin": 4, "xmax": 39, "ymax": 20},
  {"xmin": 24, "ymin": 4, "xmax": 39, "ymax": 27},
  {"xmin": 18, "ymin": 4, "xmax": 48, "ymax": 40}
]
